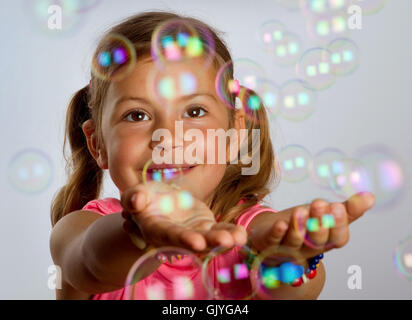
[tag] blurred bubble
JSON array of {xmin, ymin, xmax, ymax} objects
[
  {"xmin": 272, "ymin": 32, "xmax": 303, "ymax": 67},
  {"xmin": 151, "ymin": 18, "xmax": 216, "ymax": 69},
  {"xmin": 327, "ymin": 158, "xmax": 371, "ymax": 199},
  {"xmin": 125, "ymin": 247, "xmax": 210, "ymax": 299},
  {"xmin": 296, "ymin": 47, "xmax": 336, "ymax": 90},
  {"xmin": 216, "ymin": 59, "xmax": 265, "ymax": 109},
  {"xmin": 8, "ymin": 149, "xmax": 53, "ymax": 194},
  {"xmin": 275, "ymin": 0, "xmax": 302, "ymax": 10},
  {"xmin": 353, "ymin": 145, "xmax": 405, "ymax": 209},
  {"xmin": 301, "ymin": 0, "xmax": 350, "ymax": 17},
  {"xmin": 328, "ymin": 38, "xmax": 360, "ymax": 76},
  {"xmin": 349, "ymin": 0, "xmax": 386, "ymax": 15},
  {"xmin": 309, "ymin": 148, "xmax": 347, "ymax": 189},
  {"xmin": 394, "ymin": 236, "xmax": 412, "ymax": 281},
  {"xmin": 253, "ymin": 78, "xmax": 281, "ymax": 121},
  {"xmin": 91, "ymin": 33, "xmax": 136, "ymax": 82},
  {"xmin": 250, "ymin": 246, "xmax": 306, "ymax": 299},
  {"xmin": 278, "ymin": 145, "xmax": 312, "ymax": 182},
  {"xmin": 202, "ymin": 246, "xmax": 258, "ymax": 299},
  {"xmin": 305, "ymin": 13, "xmax": 349, "ymax": 43},
  {"xmin": 152, "ymin": 70, "xmax": 198, "ymax": 101},
  {"xmin": 279, "ymin": 79, "xmax": 316, "ymax": 121},
  {"xmin": 259, "ymin": 20, "xmax": 288, "ymax": 52},
  {"xmin": 26, "ymin": 0, "xmax": 85, "ymax": 37}
]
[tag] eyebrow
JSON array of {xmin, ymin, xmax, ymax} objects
[{"xmin": 115, "ymin": 93, "xmax": 217, "ymax": 109}]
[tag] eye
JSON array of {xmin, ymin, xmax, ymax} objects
[
  {"xmin": 184, "ymin": 105, "xmax": 207, "ymax": 118},
  {"xmin": 124, "ymin": 110, "xmax": 150, "ymax": 122}
]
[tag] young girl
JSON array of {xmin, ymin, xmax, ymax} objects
[{"xmin": 49, "ymin": 11, "xmax": 375, "ymax": 300}]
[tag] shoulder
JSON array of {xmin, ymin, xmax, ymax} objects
[
  {"xmin": 235, "ymin": 202, "xmax": 277, "ymax": 230},
  {"xmin": 82, "ymin": 197, "xmax": 122, "ymax": 216}
]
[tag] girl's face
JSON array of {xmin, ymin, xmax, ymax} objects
[{"xmin": 85, "ymin": 57, "xmax": 244, "ymax": 204}]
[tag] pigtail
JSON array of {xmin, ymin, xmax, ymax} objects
[{"xmin": 50, "ymin": 85, "xmax": 103, "ymax": 227}]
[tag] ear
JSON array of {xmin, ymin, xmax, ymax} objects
[
  {"xmin": 227, "ymin": 108, "xmax": 246, "ymax": 163},
  {"xmin": 82, "ymin": 119, "xmax": 108, "ymax": 170}
]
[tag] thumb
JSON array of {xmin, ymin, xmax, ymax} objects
[
  {"xmin": 120, "ymin": 184, "xmax": 152, "ymax": 213},
  {"xmin": 344, "ymin": 192, "xmax": 376, "ymax": 224}
]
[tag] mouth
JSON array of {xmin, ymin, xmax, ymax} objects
[{"xmin": 142, "ymin": 165, "xmax": 197, "ymax": 182}]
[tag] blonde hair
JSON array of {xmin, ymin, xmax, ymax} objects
[{"xmin": 51, "ymin": 11, "xmax": 279, "ymax": 227}]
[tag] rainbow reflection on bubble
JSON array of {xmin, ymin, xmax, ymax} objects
[
  {"xmin": 297, "ymin": 47, "xmax": 336, "ymax": 90},
  {"xmin": 91, "ymin": 33, "xmax": 136, "ymax": 82},
  {"xmin": 305, "ymin": 12, "xmax": 349, "ymax": 44},
  {"xmin": 279, "ymin": 79, "xmax": 316, "ymax": 122},
  {"xmin": 301, "ymin": 0, "xmax": 350, "ymax": 17},
  {"xmin": 8, "ymin": 149, "xmax": 53, "ymax": 194},
  {"xmin": 151, "ymin": 18, "xmax": 216, "ymax": 69},
  {"xmin": 272, "ymin": 32, "xmax": 302, "ymax": 67},
  {"xmin": 394, "ymin": 236, "xmax": 412, "ymax": 281},
  {"xmin": 328, "ymin": 38, "xmax": 360, "ymax": 76},
  {"xmin": 279, "ymin": 145, "xmax": 312, "ymax": 182},
  {"xmin": 202, "ymin": 246, "xmax": 257, "ymax": 300},
  {"xmin": 259, "ymin": 20, "xmax": 287, "ymax": 51},
  {"xmin": 125, "ymin": 247, "xmax": 210, "ymax": 299}
]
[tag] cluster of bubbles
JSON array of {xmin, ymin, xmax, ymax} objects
[
  {"xmin": 27, "ymin": 0, "xmax": 101, "ymax": 37},
  {"xmin": 258, "ymin": 20, "xmax": 303, "ymax": 67},
  {"xmin": 296, "ymin": 38, "xmax": 360, "ymax": 91},
  {"xmin": 125, "ymin": 245, "xmax": 311, "ymax": 300},
  {"xmin": 7, "ymin": 149, "xmax": 53, "ymax": 194},
  {"xmin": 278, "ymin": 144, "xmax": 404, "ymax": 210},
  {"xmin": 215, "ymin": 59, "xmax": 317, "ymax": 123}
]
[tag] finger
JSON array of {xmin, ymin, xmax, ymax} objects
[
  {"xmin": 305, "ymin": 199, "xmax": 331, "ymax": 248},
  {"xmin": 281, "ymin": 206, "xmax": 309, "ymax": 249},
  {"xmin": 204, "ymin": 228, "xmax": 235, "ymax": 248},
  {"xmin": 120, "ymin": 184, "xmax": 152, "ymax": 212},
  {"xmin": 344, "ymin": 192, "xmax": 375, "ymax": 224},
  {"xmin": 208, "ymin": 223, "xmax": 247, "ymax": 245},
  {"xmin": 327, "ymin": 202, "xmax": 350, "ymax": 248}
]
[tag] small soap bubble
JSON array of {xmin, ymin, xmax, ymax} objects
[
  {"xmin": 328, "ymin": 38, "xmax": 360, "ymax": 76},
  {"xmin": 309, "ymin": 148, "xmax": 347, "ymax": 189},
  {"xmin": 278, "ymin": 145, "xmax": 312, "ymax": 182},
  {"xmin": 394, "ymin": 236, "xmax": 412, "ymax": 282},
  {"xmin": 279, "ymin": 79, "xmax": 316, "ymax": 122},
  {"xmin": 8, "ymin": 149, "xmax": 53, "ymax": 194},
  {"xmin": 125, "ymin": 247, "xmax": 210, "ymax": 299},
  {"xmin": 272, "ymin": 32, "xmax": 302, "ymax": 67},
  {"xmin": 301, "ymin": 0, "xmax": 350, "ymax": 17},
  {"xmin": 305, "ymin": 13, "xmax": 349, "ymax": 44},
  {"xmin": 151, "ymin": 18, "xmax": 216, "ymax": 69},
  {"xmin": 91, "ymin": 33, "xmax": 136, "ymax": 82},
  {"xmin": 202, "ymin": 246, "xmax": 258, "ymax": 300},
  {"xmin": 258, "ymin": 20, "xmax": 288, "ymax": 51},
  {"xmin": 296, "ymin": 47, "xmax": 336, "ymax": 90}
]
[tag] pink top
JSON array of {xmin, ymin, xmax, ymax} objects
[{"xmin": 82, "ymin": 197, "xmax": 277, "ymax": 300}]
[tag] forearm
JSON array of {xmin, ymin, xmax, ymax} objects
[{"xmin": 80, "ymin": 212, "xmax": 158, "ymax": 292}]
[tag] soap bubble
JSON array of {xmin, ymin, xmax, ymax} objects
[
  {"xmin": 8, "ymin": 149, "xmax": 53, "ymax": 194},
  {"xmin": 305, "ymin": 13, "xmax": 349, "ymax": 43},
  {"xmin": 271, "ymin": 32, "xmax": 303, "ymax": 67},
  {"xmin": 125, "ymin": 247, "xmax": 210, "ymax": 299},
  {"xmin": 394, "ymin": 236, "xmax": 412, "ymax": 282},
  {"xmin": 309, "ymin": 148, "xmax": 347, "ymax": 189},
  {"xmin": 202, "ymin": 246, "xmax": 258, "ymax": 300},
  {"xmin": 301, "ymin": 0, "xmax": 350, "ymax": 17},
  {"xmin": 278, "ymin": 145, "xmax": 312, "ymax": 182},
  {"xmin": 328, "ymin": 38, "xmax": 360, "ymax": 76},
  {"xmin": 279, "ymin": 79, "xmax": 316, "ymax": 122},
  {"xmin": 296, "ymin": 47, "xmax": 336, "ymax": 90},
  {"xmin": 91, "ymin": 33, "xmax": 136, "ymax": 82},
  {"xmin": 258, "ymin": 20, "xmax": 288, "ymax": 52}
]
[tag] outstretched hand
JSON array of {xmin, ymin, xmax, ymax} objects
[
  {"xmin": 249, "ymin": 192, "xmax": 375, "ymax": 258},
  {"xmin": 121, "ymin": 181, "xmax": 247, "ymax": 252}
]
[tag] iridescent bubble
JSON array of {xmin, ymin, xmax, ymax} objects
[
  {"xmin": 250, "ymin": 246, "xmax": 307, "ymax": 299},
  {"xmin": 305, "ymin": 12, "xmax": 349, "ymax": 43},
  {"xmin": 91, "ymin": 33, "xmax": 136, "ymax": 82},
  {"xmin": 8, "ymin": 149, "xmax": 53, "ymax": 194},
  {"xmin": 349, "ymin": 0, "xmax": 386, "ymax": 15},
  {"xmin": 258, "ymin": 20, "xmax": 288, "ymax": 53},
  {"xmin": 353, "ymin": 145, "xmax": 404, "ymax": 209},
  {"xmin": 125, "ymin": 247, "xmax": 210, "ymax": 299},
  {"xmin": 328, "ymin": 38, "xmax": 360, "ymax": 76},
  {"xmin": 301, "ymin": 0, "xmax": 350, "ymax": 17},
  {"xmin": 309, "ymin": 148, "xmax": 347, "ymax": 189},
  {"xmin": 152, "ymin": 69, "xmax": 198, "ymax": 102},
  {"xmin": 327, "ymin": 158, "xmax": 371, "ymax": 199},
  {"xmin": 272, "ymin": 32, "xmax": 303, "ymax": 67},
  {"xmin": 151, "ymin": 18, "xmax": 216, "ymax": 69},
  {"xmin": 394, "ymin": 236, "xmax": 412, "ymax": 282},
  {"xmin": 279, "ymin": 79, "xmax": 316, "ymax": 122},
  {"xmin": 278, "ymin": 145, "xmax": 312, "ymax": 182},
  {"xmin": 215, "ymin": 59, "xmax": 265, "ymax": 109},
  {"xmin": 202, "ymin": 246, "xmax": 258, "ymax": 300},
  {"xmin": 26, "ymin": 0, "xmax": 85, "ymax": 37},
  {"xmin": 296, "ymin": 47, "xmax": 336, "ymax": 90}
]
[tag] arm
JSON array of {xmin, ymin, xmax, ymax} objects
[{"xmin": 50, "ymin": 210, "xmax": 152, "ymax": 294}]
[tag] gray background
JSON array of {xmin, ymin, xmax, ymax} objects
[{"xmin": 0, "ymin": 0, "xmax": 410, "ymax": 299}]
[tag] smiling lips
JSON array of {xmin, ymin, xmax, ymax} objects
[{"xmin": 144, "ymin": 165, "xmax": 196, "ymax": 181}]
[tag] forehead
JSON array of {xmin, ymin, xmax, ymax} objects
[{"xmin": 107, "ymin": 56, "xmax": 219, "ymax": 103}]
